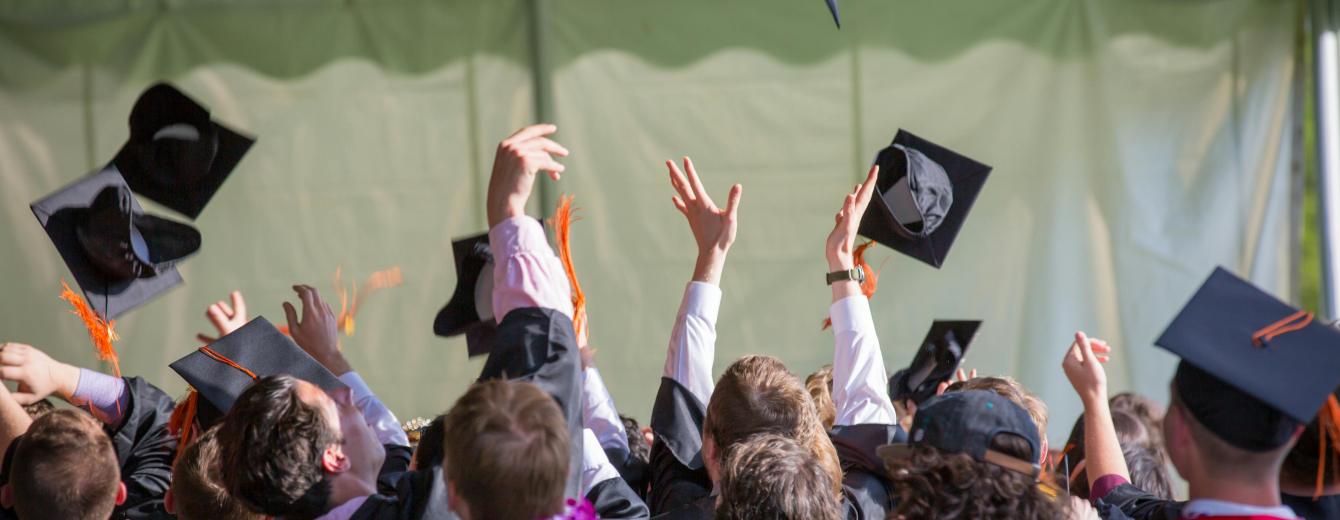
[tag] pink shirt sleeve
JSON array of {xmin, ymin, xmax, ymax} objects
[
  {"xmin": 1090, "ymin": 474, "xmax": 1130, "ymax": 502},
  {"xmin": 488, "ymin": 216, "xmax": 574, "ymax": 321}
]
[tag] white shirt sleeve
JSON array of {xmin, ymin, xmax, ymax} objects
[
  {"xmin": 580, "ymin": 428, "xmax": 622, "ymax": 496},
  {"xmin": 339, "ymin": 371, "xmax": 410, "ymax": 447},
  {"xmin": 829, "ymin": 295, "xmax": 897, "ymax": 426},
  {"xmin": 662, "ymin": 281, "xmax": 722, "ymax": 407},
  {"xmin": 583, "ymin": 367, "xmax": 630, "ymax": 454}
]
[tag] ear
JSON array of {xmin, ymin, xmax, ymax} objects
[
  {"xmin": 163, "ymin": 487, "xmax": 175, "ymax": 514},
  {"xmin": 322, "ymin": 443, "xmax": 351, "ymax": 475},
  {"xmin": 115, "ymin": 482, "xmax": 127, "ymax": 505},
  {"xmin": 702, "ymin": 435, "xmax": 720, "ymax": 484},
  {"xmin": 1, "ymin": 484, "xmax": 12, "ymax": 508},
  {"xmin": 1039, "ymin": 438, "xmax": 1049, "ymax": 465}
]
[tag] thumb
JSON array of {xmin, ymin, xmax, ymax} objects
[{"xmin": 283, "ymin": 301, "xmax": 300, "ymax": 333}]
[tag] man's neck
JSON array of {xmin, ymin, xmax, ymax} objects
[
  {"xmin": 1189, "ymin": 476, "xmax": 1284, "ymax": 508},
  {"xmin": 326, "ymin": 474, "xmax": 377, "ymax": 513}
]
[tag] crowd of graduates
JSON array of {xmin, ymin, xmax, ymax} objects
[{"xmin": 3, "ymin": 84, "xmax": 1340, "ymax": 520}]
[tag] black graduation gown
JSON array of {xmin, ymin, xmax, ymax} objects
[
  {"xmin": 1282, "ymin": 493, "xmax": 1340, "ymax": 520},
  {"xmin": 0, "ymin": 376, "xmax": 177, "ymax": 520},
  {"xmin": 647, "ymin": 377, "xmax": 712, "ymax": 518},
  {"xmin": 350, "ymin": 466, "xmax": 454, "ymax": 520},
  {"xmin": 829, "ymin": 423, "xmax": 906, "ymax": 520},
  {"xmin": 477, "ymin": 306, "xmax": 584, "ymax": 500},
  {"xmin": 588, "ymin": 477, "xmax": 651, "ymax": 519},
  {"xmin": 1093, "ymin": 483, "xmax": 1184, "ymax": 520}
]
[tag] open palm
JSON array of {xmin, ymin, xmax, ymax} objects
[{"xmin": 667, "ymin": 157, "xmax": 742, "ymax": 256}]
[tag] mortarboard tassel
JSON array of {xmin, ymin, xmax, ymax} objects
[
  {"xmin": 168, "ymin": 390, "xmax": 200, "ymax": 461},
  {"xmin": 821, "ymin": 241, "xmax": 881, "ymax": 330},
  {"xmin": 1316, "ymin": 395, "xmax": 1340, "ymax": 499},
  {"xmin": 334, "ymin": 266, "xmax": 404, "ymax": 336},
  {"xmin": 553, "ymin": 195, "xmax": 588, "ymax": 341},
  {"xmin": 58, "ymin": 280, "xmax": 121, "ymax": 378}
]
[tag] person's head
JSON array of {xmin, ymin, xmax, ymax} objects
[
  {"xmin": 1282, "ymin": 391, "xmax": 1340, "ymax": 488},
  {"xmin": 716, "ymin": 434, "xmax": 843, "ymax": 520},
  {"xmin": 621, "ymin": 414, "xmax": 651, "ymax": 465},
  {"xmin": 442, "ymin": 380, "xmax": 569, "ymax": 520},
  {"xmin": 1123, "ymin": 442, "xmax": 1175, "ymax": 500},
  {"xmin": 1164, "ymin": 363, "xmax": 1302, "ymax": 487},
  {"xmin": 410, "ymin": 414, "xmax": 446, "ymax": 471},
  {"xmin": 166, "ymin": 426, "xmax": 263, "ymax": 520},
  {"xmin": 21, "ymin": 399, "xmax": 55, "ymax": 420},
  {"xmin": 1, "ymin": 409, "xmax": 125, "ymax": 520},
  {"xmin": 945, "ymin": 375, "xmax": 1050, "ymax": 462},
  {"xmin": 1110, "ymin": 392, "xmax": 1165, "ymax": 440},
  {"xmin": 703, "ymin": 355, "xmax": 842, "ymax": 493},
  {"xmin": 805, "ymin": 364, "xmax": 836, "ymax": 431},
  {"xmin": 884, "ymin": 391, "xmax": 1064, "ymax": 520},
  {"xmin": 216, "ymin": 374, "xmax": 384, "ymax": 518},
  {"xmin": 1064, "ymin": 409, "xmax": 1170, "ymax": 499}
]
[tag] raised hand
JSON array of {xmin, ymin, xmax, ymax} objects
[
  {"xmin": 0, "ymin": 343, "xmax": 80, "ymax": 405},
  {"xmin": 197, "ymin": 290, "xmax": 248, "ymax": 343},
  {"xmin": 825, "ymin": 164, "xmax": 879, "ymax": 272},
  {"xmin": 283, "ymin": 285, "xmax": 351, "ymax": 375},
  {"xmin": 487, "ymin": 124, "xmax": 570, "ymax": 227},
  {"xmin": 666, "ymin": 157, "xmax": 742, "ymax": 285},
  {"xmin": 1062, "ymin": 331, "xmax": 1112, "ymax": 405}
]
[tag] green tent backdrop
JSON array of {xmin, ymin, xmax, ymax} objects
[{"xmin": 0, "ymin": 0, "xmax": 1305, "ymax": 445}]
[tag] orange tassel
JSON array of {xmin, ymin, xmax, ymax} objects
[
  {"xmin": 552, "ymin": 195, "xmax": 588, "ymax": 341},
  {"xmin": 334, "ymin": 266, "xmax": 404, "ymax": 336},
  {"xmin": 821, "ymin": 241, "xmax": 881, "ymax": 330},
  {"xmin": 1316, "ymin": 395, "xmax": 1340, "ymax": 499},
  {"xmin": 168, "ymin": 390, "xmax": 200, "ymax": 461},
  {"xmin": 58, "ymin": 280, "xmax": 121, "ymax": 378}
]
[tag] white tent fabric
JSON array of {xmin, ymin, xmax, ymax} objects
[{"xmin": 0, "ymin": 0, "xmax": 1300, "ymax": 443}]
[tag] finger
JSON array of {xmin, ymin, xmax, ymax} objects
[
  {"xmin": 297, "ymin": 285, "xmax": 318, "ymax": 321},
  {"xmin": 683, "ymin": 157, "xmax": 713, "ymax": 206},
  {"xmin": 969, "ymin": 369, "xmax": 978, "ymax": 378},
  {"xmin": 206, "ymin": 303, "xmax": 227, "ymax": 324},
  {"xmin": 666, "ymin": 160, "xmax": 695, "ymax": 202},
  {"xmin": 196, "ymin": 334, "xmax": 217, "ymax": 344},
  {"xmin": 671, "ymin": 196, "xmax": 689, "ymax": 216},
  {"xmin": 724, "ymin": 184, "xmax": 742, "ymax": 220},
  {"xmin": 520, "ymin": 137, "xmax": 570, "ymax": 157},
  {"xmin": 217, "ymin": 300, "xmax": 234, "ymax": 319},
  {"xmin": 322, "ymin": 299, "xmax": 335, "ymax": 320},
  {"xmin": 956, "ymin": 368, "xmax": 967, "ymax": 382},
  {"xmin": 0, "ymin": 366, "xmax": 26, "ymax": 382},
  {"xmin": 10, "ymin": 392, "xmax": 40, "ymax": 406},
  {"xmin": 283, "ymin": 301, "xmax": 300, "ymax": 332},
  {"xmin": 504, "ymin": 123, "xmax": 558, "ymax": 144},
  {"xmin": 936, "ymin": 381, "xmax": 951, "ymax": 396},
  {"xmin": 230, "ymin": 291, "xmax": 246, "ymax": 320},
  {"xmin": 1076, "ymin": 331, "xmax": 1098, "ymax": 363},
  {"xmin": 1089, "ymin": 341, "xmax": 1112, "ymax": 355},
  {"xmin": 528, "ymin": 156, "xmax": 567, "ymax": 176},
  {"xmin": 1096, "ymin": 355, "xmax": 1110, "ymax": 363},
  {"xmin": 0, "ymin": 349, "xmax": 25, "ymax": 367}
]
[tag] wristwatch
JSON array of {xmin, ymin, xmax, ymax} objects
[{"xmin": 826, "ymin": 266, "xmax": 866, "ymax": 285}]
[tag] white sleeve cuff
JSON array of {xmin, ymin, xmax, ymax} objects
[
  {"xmin": 338, "ymin": 371, "xmax": 375, "ymax": 402},
  {"xmin": 683, "ymin": 281, "xmax": 722, "ymax": 319}
]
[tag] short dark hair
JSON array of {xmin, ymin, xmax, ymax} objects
[
  {"xmin": 621, "ymin": 414, "xmax": 650, "ymax": 464},
  {"xmin": 411, "ymin": 414, "xmax": 446, "ymax": 469},
  {"xmin": 1063, "ymin": 409, "xmax": 1171, "ymax": 499},
  {"xmin": 171, "ymin": 426, "xmax": 264, "ymax": 520},
  {"xmin": 717, "ymin": 434, "xmax": 843, "ymax": 520},
  {"xmin": 10, "ymin": 409, "xmax": 120, "ymax": 520},
  {"xmin": 443, "ymin": 380, "xmax": 570, "ymax": 520},
  {"xmin": 887, "ymin": 433, "xmax": 1066, "ymax": 520},
  {"xmin": 215, "ymin": 375, "xmax": 337, "ymax": 519},
  {"xmin": 21, "ymin": 399, "xmax": 55, "ymax": 420}
]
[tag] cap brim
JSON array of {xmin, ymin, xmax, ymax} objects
[
  {"xmin": 30, "ymin": 168, "xmax": 183, "ymax": 320},
  {"xmin": 119, "ymin": 121, "xmax": 255, "ymax": 220},
  {"xmin": 859, "ymin": 129, "xmax": 992, "ymax": 269}
]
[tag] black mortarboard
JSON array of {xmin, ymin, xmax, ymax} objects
[
  {"xmin": 878, "ymin": 390, "xmax": 1042, "ymax": 478},
  {"xmin": 30, "ymin": 168, "xmax": 199, "ymax": 319},
  {"xmin": 858, "ymin": 129, "xmax": 991, "ymax": 268},
  {"xmin": 433, "ymin": 232, "xmax": 498, "ymax": 356},
  {"xmin": 112, "ymin": 82, "xmax": 255, "ymax": 220},
  {"xmin": 170, "ymin": 317, "xmax": 346, "ymax": 427},
  {"xmin": 1157, "ymin": 267, "xmax": 1340, "ymax": 452},
  {"xmin": 888, "ymin": 320, "xmax": 981, "ymax": 405},
  {"xmin": 824, "ymin": 0, "xmax": 841, "ymax": 28}
]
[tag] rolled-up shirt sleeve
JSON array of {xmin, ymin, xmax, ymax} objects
[
  {"xmin": 489, "ymin": 216, "xmax": 573, "ymax": 320},
  {"xmin": 583, "ymin": 367, "xmax": 630, "ymax": 455},
  {"xmin": 69, "ymin": 368, "xmax": 130, "ymax": 426},
  {"xmin": 830, "ymin": 295, "xmax": 896, "ymax": 426},
  {"xmin": 663, "ymin": 282, "xmax": 721, "ymax": 407},
  {"xmin": 339, "ymin": 372, "xmax": 409, "ymax": 447}
]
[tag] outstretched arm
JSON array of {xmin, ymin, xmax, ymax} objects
[
  {"xmin": 1061, "ymin": 331, "xmax": 1128, "ymax": 498},
  {"xmin": 825, "ymin": 166, "xmax": 896, "ymax": 426}
]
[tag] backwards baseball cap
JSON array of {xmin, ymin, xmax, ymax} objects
[
  {"xmin": 1158, "ymin": 267, "xmax": 1340, "ymax": 452},
  {"xmin": 888, "ymin": 320, "xmax": 981, "ymax": 405},
  {"xmin": 877, "ymin": 390, "xmax": 1041, "ymax": 479}
]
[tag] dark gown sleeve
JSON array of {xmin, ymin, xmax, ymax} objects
[
  {"xmin": 1283, "ymin": 492, "xmax": 1340, "ymax": 520},
  {"xmin": 1092, "ymin": 483, "xmax": 1184, "ymax": 520},
  {"xmin": 108, "ymin": 377, "xmax": 178, "ymax": 520},
  {"xmin": 606, "ymin": 446, "xmax": 651, "ymax": 499},
  {"xmin": 477, "ymin": 307, "xmax": 584, "ymax": 500},
  {"xmin": 587, "ymin": 476, "xmax": 651, "ymax": 519},
  {"xmin": 351, "ymin": 466, "xmax": 454, "ymax": 520},
  {"xmin": 647, "ymin": 377, "xmax": 712, "ymax": 516},
  {"xmin": 376, "ymin": 444, "xmax": 415, "ymax": 495},
  {"xmin": 829, "ymin": 423, "xmax": 905, "ymax": 520}
]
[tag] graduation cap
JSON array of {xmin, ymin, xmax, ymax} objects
[
  {"xmin": 169, "ymin": 317, "xmax": 346, "ymax": 429},
  {"xmin": 111, "ymin": 82, "xmax": 255, "ymax": 220},
  {"xmin": 1157, "ymin": 267, "xmax": 1340, "ymax": 452},
  {"xmin": 30, "ymin": 168, "xmax": 198, "ymax": 320},
  {"xmin": 858, "ymin": 129, "xmax": 991, "ymax": 269},
  {"xmin": 433, "ymin": 232, "xmax": 498, "ymax": 357},
  {"xmin": 824, "ymin": 0, "xmax": 841, "ymax": 28},
  {"xmin": 888, "ymin": 320, "xmax": 981, "ymax": 405}
]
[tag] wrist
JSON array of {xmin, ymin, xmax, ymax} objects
[
  {"xmin": 1080, "ymin": 389, "xmax": 1109, "ymax": 409},
  {"xmin": 692, "ymin": 250, "xmax": 727, "ymax": 285},
  {"xmin": 827, "ymin": 255, "xmax": 854, "ymax": 272},
  {"xmin": 57, "ymin": 363, "xmax": 82, "ymax": 400},
  {"xmin": 321, "ymin": 353, "xmax": 354, "ymax": 376}
]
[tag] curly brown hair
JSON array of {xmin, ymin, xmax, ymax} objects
[
  {"xmin": 886, "ymin": 434, "xmax": 1067, "ymax": 520},
  {"xmin": 805, "ymin": 364, "xmax": 836, "ymax": 431}
]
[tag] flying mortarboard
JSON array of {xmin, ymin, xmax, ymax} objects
[
  {"xmin": 112, "ymin": 82, "xmax": 255, "ymax": 220},
  {"xmin": 170, "ymin": 317, "xmax": 346, "ymax": 428},
  {"xmin": 433, "ymin": 232, "xmax": 499, "ymax": 357},
  {"xmin": 1157, "ymin": 267, "xmax": 1340, "ymax": 452},
  {"xmin": 824, "ymin": 0, "xmax": 841, "ymax": 28},
  {"xmin": 858, "ymin": 129, "xmax": 991, "ymax": 269},
  {"xmin": 30, "ymin": 168, "xmax": 199, "ymax": 320},
  {"xmin": 888, "ymin": 320, "xmax": 981, "ymax": 405}
]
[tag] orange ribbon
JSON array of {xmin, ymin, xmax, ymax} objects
[
  {"xmin": 167, "ymin": 345, "xmax": 259, "ymax": 459},
  {"xmin": 1251, "ymin": 310, "xmax": 1314, "ymax": 347}
]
